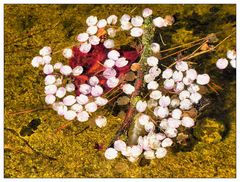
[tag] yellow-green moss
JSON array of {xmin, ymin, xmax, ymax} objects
[{"xmin": 4, "ymin": 4, "xmax": 236, "ymax": 178}]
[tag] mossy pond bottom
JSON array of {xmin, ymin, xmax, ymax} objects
[{"xmin": 4, "ymin": 4, "xmax": 236, "ymax": 178}]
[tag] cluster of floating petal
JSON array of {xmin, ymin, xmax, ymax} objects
[
  {"xmin": 106, "ymin": 58, "xmax": 209, "ymax": 161},
  {"xmin": 31, "ymin": 8, "xmax": 228, "ymax": 163},
  {"xmin": 216, "ymin": 50, "xmax": 236, "ymax": 69}
]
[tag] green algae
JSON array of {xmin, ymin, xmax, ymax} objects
[{"xmin": 4, "ymin": 4, "xmax": 236, "ymax": 178}]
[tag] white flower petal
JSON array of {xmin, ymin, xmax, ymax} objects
[{"xmin": 95, "ymin": 116, "xmax": 107, "ymax": 128}]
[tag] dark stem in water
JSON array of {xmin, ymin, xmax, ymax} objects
[{"xmin": 108, "ymin": 17, "xmax": 155, "ymax": 147}]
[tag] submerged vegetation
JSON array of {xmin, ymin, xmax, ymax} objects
[{"xmin": 4, "ymin": 4, "xmax": 236, "ymax": 178}]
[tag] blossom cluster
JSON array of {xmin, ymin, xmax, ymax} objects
[
  {"xmin": 31, "ymin": 8, "xmax": 170, "ymax": 128},
  {"xmin": 105, "ymin": 58, "xmax": 211, "ymax": 161}
]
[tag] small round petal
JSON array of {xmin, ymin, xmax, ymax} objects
[
  {"xmin": 216, "ymin": 58, "xmax": 228, "ymax": 70},
  {"xmin": 138, "ymin": 114, "xmax": 150, "ymax": 126},
  {"xmin": 76, "ymin": 94, "xmax": 89, "ymax": 105},
  {"xmin": 227, "ymin": 50, "xmax": 236, "ymax": 60},
  {"xmin": 103, "ymin": 39, "xmax": 115, "ymax": 49},
  {"xmin": 170, "ymin": 98, "xmax": 180, "ymax": 108},
  {"xmin": 179, "ymin": 90, "xmax": 190, "ymax": 100},
  {"xmin": 57, "ymin": 104, "xmax": 67, "ymax": 116},
  {"xmin": 147, "ymin": 56, "xmax": 159, "ymax": 67},
  {"xmin": 142, "ymin": 8, "xmax": 153, "ymax": 18},
  {"xmin": 104, "ymin": 59, "xmax": 115, "ymax": 68},
  {"xmin": 89, "ymin": 76, "xmax": 99, "ymax": 86},
  {"xmin": 91, "ymin": 85, "xmax": 103, "ymax": 97},
  {"xmin": 156, "ymin": 133, "xmax": 166, "ymax": 141},
  {"xmin": 43, "ymin": 55, "xmax": 52, "ymax": 64},
  {"xmin": 164, "ymin": 79, "xmax": 175, "ymax": 90},
  {"xmin": 45, "ymin": 75, "xmax": 56, "ymax": 85},
  {"xmin": 107, "ymin": 15, "xmax": 118, "ymax": 25},
  {"xmin": 106, "ymin": 77, "xmax": 119, "ymax": 88},
  {"xmin": 174, "ymin": 82, "xmax": 185, "ymax": 93},
  {"xmin": 95, "ymin": 116, "xmax": 107, "ymax": 128},
  {"xmin": 43, "ymin": 64, "xmax": 54, "ymax": 75},
  {"xmin": 130, "ymin": 27, "xmax": 143, "ymax": 37},
  {"xmin": 187, "ymin": 84, "xmax": 200, "ymax": 93},
  {"xmin": 172, "ymin": 71, "xmax": 183, "ymax": 82},
  {"xmin": 180, "ymin": 99, "xmax": 192, "ymax": 110},
  {"xmin": 150, "ymin": 90, "xmax": 162, "ymax": 100},
  {"xmin": 147, "ymin": 81, "xmax": 159, "ymax": 90},
  {"xmin": 144, "ymin": 121, "xmax": 155, "ymax": 132},
  {"xmin": 77, "ymin": 33, "xmax": 89, "ymax": 42},
  {"xmin": 45, "ymin": 94, "xmax": 56, "ymax": 105},
  {"xmin": 95, "ymin": 97, "xmax": 108, "ymax": 106},
  {"xmin": 80, "ymin": 42, "xmax": 92, "ymax": 53},
  {"xmin": 89, "ymin": 35, "xmax": 100, "ymax": 45},
  {"xmin": 165, "ymin": 127, "xmax": 178, "ymax": 138},
  {"xmin": 154, "ymin": 106, "xmax": 169, "ymax": 118},
  {"xmin": 149, "ymin": 66, "xmax": 161, "ymax": 77},
  {"xmin": 171, "ymin": 108, "xmax": 182, "ymax": 119},
  {"xmin": 182, "ymin": 77, "xmax": 193, "ymax": 86},
  {"xmin": 86, "ymin": 26, "xmax": 98, "ymax": 35},
  {"xmin": 71, "ymin": 103, "xmax": 83, "ymax": 112},
  {"xmin": 64, "ymin": 110, "xmax": 77, "ymax": 121},
  {"xmin": 122, "ymin": 84, "xmax": 135, "ymax": 95},
  {"xmin": 44, "ymin": 84, "xmax": 57, "ymax": 95},
  {"xmin": 190, "ymin": 92, "xmax": 202, "ymax": 104},
  {"xmin": 159, "ymin": 96, "xmax": 171, "ymax": 107},
  {"xmin": 144, "ymin": 150, "xmax": 155, "ymax": 160},
  {"xmin": 131, "ymin": 16, "xmax": 144, "ymax": 27},
  {"xmin": 162, "ymin": 68, "xmax": 173, "ymax": 79},
  {"xmin": 79, "ymin": 84, "xmax": 91, "ymax": 95},
  {"xmin": 66, "ymin": 83, "xmax": 75, "ymax": 92},
  {"xmin": 56, "ymin": 87, "xmax": 66, "ymax": 98},
  {"xmin": 54, "ymin": 62, "xmax": 63, "ymax": 70},
  {"xmin": 167, "ymin": 118, "xmax": 181, "ymax": 129},
  {"xmin": 159, "ymin": 119, "xmax": 168, "ymax": 130},
  {"xmin": 175, "ymin": 61, "xmax": 189, "ymax": 72},
  {"xmin": 72, "ymin": 66, "xmax": 83, "ymax": 76},
  {"xmin": 63, "ymin": 95, "xmax": 76, "ymax": 106},
  {"xmin": 131, "ymin": 145, "xmax": 143, "ymax": 158},
  {"xmin": 161, "ymin": 138, "xmax": 173, "ymax": 147},
  {"xmin": 77, "ymin": 111, "xmax": 89, "ymax": 122},
  {"xmin": 196, "ymin": 74, "xmax": 210, "ymax": 85},
  {"xmin": 31, "ymin": 56, "xmax": 43, "ymax": 67},
  {"xmin": 60, "ymin": 65, "xmax": 72, "ymax": 76},
  {"xmin": 153, "ymin": 17, "xmax": 167, "ymax": 28},
  {"xmin": 53, "ymin": 78, "xmax": 62, "ymax": 87},
  {"xmin": 86, "ymin": 16, "xmax": 98, "ymax": 26},
  {"xmin": 186, "ymin": 69, "xmax": 197, "ymax": 81},
  {"xmin": 144, "ymin": 74, "xmax": 155, "ymax": 83},
  {"xmin": 151, "ymin": 43, "xmax": 160, "ymax": 53},
  {"xmin": 107, "ymin": 50, "xmax": 120, "ymax": 60},
  {"xmin": 121, "ymin": 22, "xmax": 133, "ymax": 30},
  {"xmin": 105, "ymin": 148, "xmax": 118, "ymax": 160},
  {"xmin": 107, "ymin": 28, "xmax": 117, "ymax": 38},
  {"xmin": 39, "ymin": 46, "xmax": 52, "ymax": 56},
  {"xmin": 120, "ymin": 14, "xmax": 131, "ymax": 23},
  {"xmin": 85, "ymin": 102, "xmax": 98, "ymax": 113},
  {"xmin": 230, "ymin": 59, "xmax": 236, "ymax": 68},
  {"xmin": 114, "ymin": 140, "xmax": 127, "ymax": 152},
  {"xmin": 62, "ymin": 48, "xmax": 73, "ymax": 59},
  {"xmin": 182, "ymin": 116, "xmax": 195, "ymax": 128},
  {"xmin": 115, "ymin": 57, "xmax": 128, "ymax": 68},
  {"xmin": 97, "ymin": 19, "xmax": 107, "ymax": 28},
  {"xmin": 136, "ymin": 100, "xmax": 147, "ymax": 113},
  {"xmin": 103, "ymin": 68, "xmax": 117, "ymax": 79},
  {"xmin": 155, "ymin": 147, "xmax": 167, "ymax": 158}
]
